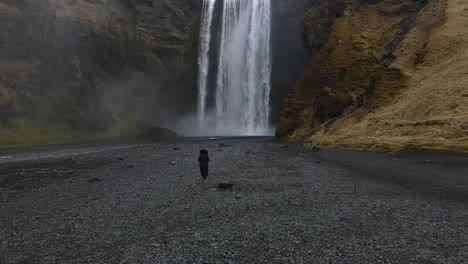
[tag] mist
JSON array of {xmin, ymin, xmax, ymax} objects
[
  {"xmin": 169, "ymin": 110, "xmax": 275, "ymax": 137},
  {"xmin": 0, "ymin": 0, "xmax": 314, "ymax": 146}
]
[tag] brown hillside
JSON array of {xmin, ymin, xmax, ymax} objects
[{"xmin": 277, "ymin": 0, "xmax": 468, "ymax": 152}]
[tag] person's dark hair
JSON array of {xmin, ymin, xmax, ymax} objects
[{"xmin": 200, "ymin": 149, "xmax": 208, "ymax": 155}]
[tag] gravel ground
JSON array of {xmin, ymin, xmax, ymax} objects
[{"xmin": 1, "ymin": 137, "xmax": 468, "ymax": 264}]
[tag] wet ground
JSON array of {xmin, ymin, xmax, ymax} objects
[{"xmin": 1, "ymin": 137, "xmax": 468, "ymax": 263}]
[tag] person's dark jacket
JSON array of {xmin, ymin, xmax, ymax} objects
[
  {"xmin": 198, "ymin": 153, "xmax": 210, "ymax": 165},
  {"xmin": 198, "ymin": 150, "xmax": 210, "ymax": 178}
]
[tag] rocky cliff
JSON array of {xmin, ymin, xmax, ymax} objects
[
  {"xmin": 277, "ymin": 0, "xmax": 468, "ymax": 152},
  {"xmin": 270, "ymin": 0, "xmax": 316, "ymax": 122},
  {"xmin": 0, "ymin": 0, "xmax": 201, "ymax": 147}
]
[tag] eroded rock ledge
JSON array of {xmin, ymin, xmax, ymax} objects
[{"xmin": 277, "ymin": 0, "xmax": 468, "ymax": 152}]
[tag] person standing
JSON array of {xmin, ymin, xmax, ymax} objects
[{"xmin": 198, "ymin": 149, "xmax": 210, "ymax": 180}]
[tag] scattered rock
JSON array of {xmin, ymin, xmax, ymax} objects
[
  {"xmin": 2, "ymin": 137, "xmax": 467, "ymax": 263},
  {"xmin": 282, "ymin": 145, "xmax": 289, "ymax": 148},
  {"xmin": 219, "ymin": 143, "xmax": 226, "ymax": 147},
  {"xmin": 173, "ymin": 147, "xmax": 180, "ymax": 151},
  {"xmin": 218, "ymin": 183, "xmax": 234, "ymax": 190},
  {"xmin": 210, "ymin": 242, "xmax": 219, "ymax": 249},
  {"xmin": 312, "ymin": 147, "xmax": 321, "ymax": 152},
  {"xmin": 118, "ymin": 157, "xmax": 124, "ymax": 161},
  {"xmin": 87, "ymin": 178, "xmax": 100, "ymax": 183},
  {"xmin": 170, "ymin": 161, "xmax": 176, "ymax": 166},
  {"xmin": 245, "ymin": 150, "xmax": 251, "ymax": 154}
]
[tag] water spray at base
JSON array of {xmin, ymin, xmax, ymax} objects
[{"xmin": 195, "ymin": 0, "xmax": 273, "ymax": 136}]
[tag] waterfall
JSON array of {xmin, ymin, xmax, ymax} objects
[
  {"xmin": 197, "ymin": 0, "xmax": 272, "ymax": 136},
  {"xmin": 197, "ymin": 0, "xmax": 216, "ymax": 122}
]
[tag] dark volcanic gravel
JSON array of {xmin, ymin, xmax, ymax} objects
[{"xmin": 1, "ymin": 138, "xmax": 468, "ymax": 263}]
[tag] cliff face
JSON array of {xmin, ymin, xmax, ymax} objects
[
  {"xmin": 270, "ymin": 0, "xmax": 316, "ymax": 122},
  {"xmin": 0, "ymin": 0, "xmax": 201, "ymax": 146},
  {"xmin": 277, "ymin": 0, "xmax": 468, "ymax": 151}
]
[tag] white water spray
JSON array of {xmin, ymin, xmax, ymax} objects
[
  {"xmin": 197, "ymin": 0, "xmax": 272, "ymax": 136},
  {"xmin": 197, "ymin": 0, "xmax": 216, "ymax": 122}
]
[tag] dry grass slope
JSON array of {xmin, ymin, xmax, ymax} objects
[{"xmin": 301, "ymin": 0, "xmax": 468, "ymax": 152}]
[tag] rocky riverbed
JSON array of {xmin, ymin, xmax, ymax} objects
[{"xmin": 1, "ymin": 138, "xmax": 468, "ymax": 263}]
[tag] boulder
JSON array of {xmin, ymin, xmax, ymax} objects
[{"xmin": 218, "ymin": 183, "xmax": 234, "ymax": 190}]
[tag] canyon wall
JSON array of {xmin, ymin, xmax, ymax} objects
[
  {"xmin": 270, "ymin": 0, "xmax": 316, "ymax": 123},
  {"xmin": 277, "ymin": 0, "xmax": 468, "ymax": 152},
  {"xmin": 0, "ymin": 0, "xmax": 201, "ymax": 146},
  {"xmin": 0, "ymin": 0, "xmax": 315, "ymax": 146},
  {"xmin": 3, "ymin": 0, "xmax": 463, "ymax": 150}
]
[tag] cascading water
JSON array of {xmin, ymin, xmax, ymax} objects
[
  {"xmin": 197, "ymin": 0, "xmax": 216, "ymax": 123},
  {"xmin": 197, "ymin": 0, "xmax": 272, "ymax": 136}
]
